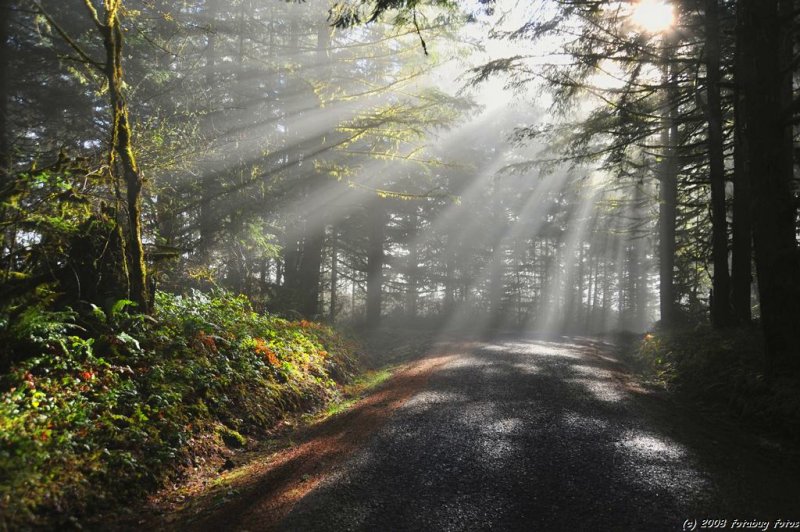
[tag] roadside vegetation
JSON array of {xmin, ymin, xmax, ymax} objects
[
  {"xmin": 628, "ymin": 326, "xmax": 800, "ymax": 442},
  {"xmin": 0, "ymin": 290, "xmax": 359, "ymax": 529}
]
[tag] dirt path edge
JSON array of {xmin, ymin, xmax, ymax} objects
[{"xmin": 156, "ymin": 353, "xmax": 456, "ymax": 531}]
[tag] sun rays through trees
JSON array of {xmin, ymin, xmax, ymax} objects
[{"xmin": 1, "ymin": 0, "xmax": 800, "ymax": 527}]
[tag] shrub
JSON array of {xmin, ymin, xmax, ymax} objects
[
  {"xmin": 0, "ymin": 290, "xmax": 359, "ymax": 528},
  {"xmin": 634, "ymin": 324, "xmax": 800, "ymax": 440}
]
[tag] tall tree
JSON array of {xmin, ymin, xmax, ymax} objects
[
  {"xmin": 84, "ymin": 0, "xmax": 149, "ymax": 311},
  {"xmin": 731, "ymin": 18, "xmax": 752, "ymax": 324},
  {"xmin": 704, "ymin": 0, "xmax": 732, "ymax": 327},
  {"xmin": 366, "ymin": 198, "xmax": 385, "ymax": 327},
  {"xmin": 738, "ymin": 0, "xmax": 800, "ymax": 377},
  {"xmin": 0, "ymin": 0, "xmax": 9, "ymax": 188},
  {"xmin": 658, "ymin": 32, "xmax": 679, "ymax": 328}
]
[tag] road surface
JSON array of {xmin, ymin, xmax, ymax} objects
[{"xmin": 193, "ymin": 338, "xmax": 800, "ymax": 531}]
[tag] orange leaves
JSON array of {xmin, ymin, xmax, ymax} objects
[
  {"xmin": 23, "ymin": 372, "xmax": 36, "ymax": 390},
  {"xmin": 196, "ymin": 331, "xmax": 218, "ymax": 352},
  {"xmin": 253, "ymin": 338, "xmax": 279, "ymax": 366},
  {"xmin": 295, "ymin": 319, "xmax": 326, "ymax": 332},
  {"xmin": 80, "ymin": 371, "xmax": 94, "ymax": 381}
]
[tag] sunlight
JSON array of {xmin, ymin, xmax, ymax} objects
[
  {"xmin": 631, "ymin": 0, "xmax": 674, "ymax": 34},
  {"xmin": 6, "ymin": 0, "xmax": 798, "ymax": 526}
]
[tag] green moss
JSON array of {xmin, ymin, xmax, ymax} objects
[
  {"xmin": 316, "ymin": 367, "xmax": 394, "ymax": 420},
  {"xmin": 216, "ymin": 425, "xmax": 247, "ymax": 448}
]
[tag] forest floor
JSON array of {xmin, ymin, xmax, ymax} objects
[{"xmin": 108, "ymin": 335, "xmax": 800, "ymax": 531}]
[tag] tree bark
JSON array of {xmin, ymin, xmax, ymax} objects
[
  {"xmin": 731, "ymin": 15, "xmax": 752, "ymax": 324},
  {"xmin": 738, "ymin": 0, "xmax": 800, "ymax": 377},
  {"xmin": 705, "ymin": 0, "xmax": 733, "ymax": 328},
  {"xmin": 95, "ymin": 1, "xmax": 149, "ymax": 312},
  {"xmin": 366, "ymin": 199, "xmax": 384, "ymax": 328},
  {"xmin": 0, "ymin": 0, "xmax": 10, "ymax": 189},
  {"xmin": 198, "ymin": 0, "xmax": 220, "ymax": 263},
  {"xmin": 294, "ymin": 18, "xmax": 333, "ymax": 319},
  {"xmin": 297, "ymin": 213, "xmax": 324, "ymax": 317},
  {"xmin": 0, "ymin": 0, "xmax": 11, "ymax": 273},
  {"xmin": 633, "ymin": 182, "xmax": 649, "ymax": 331},
  {"xmin": 443, "ymin": 244, "xmax": 455, "ymax": 316},
  {"xmin": 406, "ymin": 207, "xmax": 419, "ymax": 319},
  {"xmin": 329, "ymin": 226, "xmax": 338, "ymax": 322},
  {"xmin": 282, "ymin": 233, "xmax": 299, "ymax": 298},
  {"xmin": 658, "ymin": 35, "xmax": 679, "ymax": 328}
]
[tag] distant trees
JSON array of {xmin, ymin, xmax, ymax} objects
[
  {"xmin": 2, "ymin": 0, "xmax": 798, "ymax": 376},
  {"xmin": 346, "ymin": 0, "xmax": 800, "ymax": 374},
  {"xmin": 481, "ymin": 0, "xmax": 798, "ymax": 373}
]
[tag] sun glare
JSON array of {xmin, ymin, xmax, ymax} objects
[{"xmin": 631, "ymin": 0, "xmax": 674, "ymax": 33}]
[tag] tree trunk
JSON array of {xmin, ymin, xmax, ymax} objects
[
  {"xmin": 198, "ymin": 0, "xmax": 220, "ymax": 263},
  {"xmin": 626, "ymin": 238, "xmax": 641, "ymax": 331},
  {"xmin": 731, "ymin": 19, "xmax": 753, "ymax": 324},
  {"xmin": 406, "ymin": 207, "xmax": 419, "ymax": 319},
  {"xmin": 366, "ymin": 200, "xmax": 384, "ymax": 328},
  {"xmin": 0, "ymin": 0, "xmax": 9, "ymax": 188},
  {"xmin": 658, "ymin": 36, "xmax": 679, "ymax": 328},
  {"xmin": 282, "ymin": 234, "xmax": 299, "ymax": 298},
  {"xmin": 329, "ymin": 226, "xmax": 338, "ymax": 322},
  {"xmin": 0, "ymin": 0, "xmax": 11, "ymax": 268},
  {"xmin": 444, "ymin": 252, "xmax": 455, "ymax": 316},
  {"xmin": 489, "ymin": 242, "xmax": 504, "ymax": 327},
  {"xmin": 705, "ymin": 0, "xmax": 733, "ymax": 328},
  {"xmin": 633, "ymin": 182, "xmax": 649, "ymax": 331},
  {"xmin": 738, "ymin": 0, "xmax": 800, "ymax": 377},
  {"xmin": 298, "ymin": 215, "xmax": 324, "ymax": 317},
  {"xmin": 97, "ymin": 2, "xmax": 148, "ymax": 312}
]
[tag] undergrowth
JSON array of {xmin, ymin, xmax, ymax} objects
[
  {"xmin": 631, "ymin": 324, "xmax": 800, "ymax": 441},
  {"xmin": 0, "ymin": 290, "xmax": 359, "ymax": 529}
]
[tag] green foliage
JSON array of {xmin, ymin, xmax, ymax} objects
[
  {"xmin": 0, "ymin": 290, "xmax": 359, "ymax": 529},
  {"xmin": 634, "ymin": 326, "xmax": 800, "ymax": 440}
]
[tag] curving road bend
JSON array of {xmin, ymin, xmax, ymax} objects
[{"xmin": 278, "ymin": 338, "xmax": 800, "ymax": 531}]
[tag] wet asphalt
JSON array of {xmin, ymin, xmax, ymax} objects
[{"xmin": 278, "ymin": 338, "xmax": 799, "ymax": 531}]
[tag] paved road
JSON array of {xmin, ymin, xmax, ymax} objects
[{"xmin": 278, "ymin": 338, "xmax": 799, "ymax": 531}]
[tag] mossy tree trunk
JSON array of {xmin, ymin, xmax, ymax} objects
[{"xmin": 86, "ymin": 0, "xmax": 149, "ymax": 312}]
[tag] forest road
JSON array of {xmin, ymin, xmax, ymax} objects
[{"xmin": 209, "ymin": 338, "xmax": 800, "ymax": 531}]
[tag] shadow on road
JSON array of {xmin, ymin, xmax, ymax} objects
[{"xmin": 277, "ymin": 338, "xmax": 799, "ymax": 531}]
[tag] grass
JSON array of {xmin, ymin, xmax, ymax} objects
[{"xmin": 317, "ymin": 368, "xmax": 395, "ymax": 419}]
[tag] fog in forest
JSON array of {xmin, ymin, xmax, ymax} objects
[
  {"xmin": 6, "ymin": 0, "xmax": 800, "ymax": 527},
  {"xmin": 93, "ymin": 0, "xmax": 670, "ymax": 336}
]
